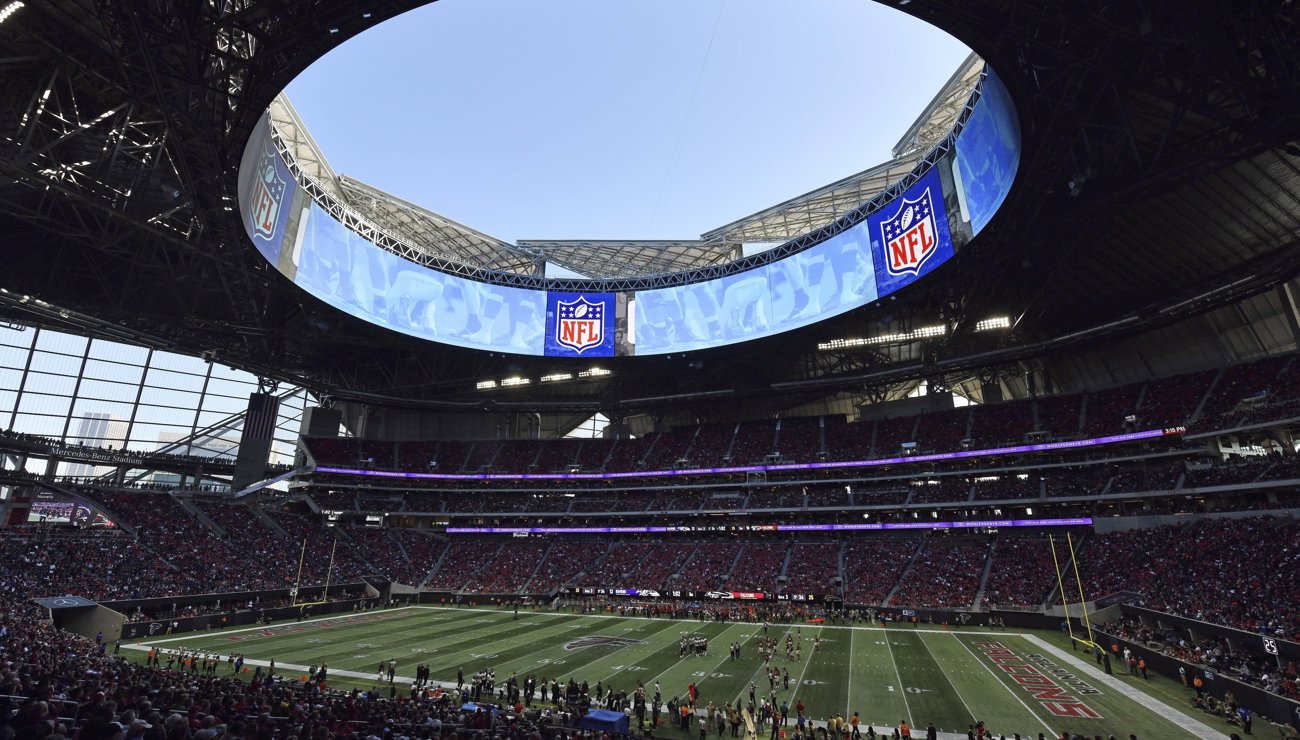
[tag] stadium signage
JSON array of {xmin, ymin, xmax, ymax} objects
[
  {"xmin": 446, "ymin": 518, "xmax": 1091, "ymax": 535},
  {"xmin": 974, "ymin": 642, "xmax": 1102, "ymax": 719},
  {"xmin": 880, "ymin": 186, "xmax": 940, "ymax": 276},
  {"xmin": 315, "ymin": 428, "xmax": 1176, "ymax": 482},
  {"xmin": 47, "ymin": 445, "xmax": 147, "ymax": 466},
  {"xmin": 555, "ymin": 295, "xmax": 604, "ymax": 353},
  {"xmin": 251, "ymin": 140, "xmax": 287, "ymax": 240},
  {"xmin": 562, "ymin": 587, "xmax": 820, "ymax": 602}
]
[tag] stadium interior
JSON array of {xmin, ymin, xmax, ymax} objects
[{"xmin": 2, "ymin": 1, "xmax": 1300, "ymax": 739}]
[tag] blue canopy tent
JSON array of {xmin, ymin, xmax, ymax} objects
[{"xmin": 578, "ymin": 709, "xmax": 629, "ymax": 734}]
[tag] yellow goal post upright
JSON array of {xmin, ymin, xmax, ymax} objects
[
  {"xmin": 1048, "ymin": 533, "xmax": 1103, "ymax": 655},
  {"xmin": 289, "ymin": 534, "xmax": 339, "ymax": 608}
]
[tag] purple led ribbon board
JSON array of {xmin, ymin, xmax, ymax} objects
[
  {"xmin": 316, "ymin": 428, "xmax": 1175, "ymax": 482},
  {"xmin": 444, "ymin": 517, "xmax": 1093, "ymax": 535}
]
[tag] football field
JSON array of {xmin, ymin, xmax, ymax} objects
[{"xmin": 123, "ymin": 606, "xmax": 1228, "ymax": 739}]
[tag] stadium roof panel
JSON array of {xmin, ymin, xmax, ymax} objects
[
  {"xmin": 517, "ymin": 240, "xmax": 740, "ymax": 280},
  {"xmin": 267, "ymin": 53, "xmax": 985, "ymax": 279}
]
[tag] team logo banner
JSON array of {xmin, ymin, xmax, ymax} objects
[
  {"xmin": 237, "ymin": 113, "xmax": 297, "ymax": 266},
  {"xmin": 251, "ymin": 140, "xmax": 287, "ymax": 241},
  {"xmin": 868, "ymin": 167, "xmax": 954, "ymax": 297},
  {"xmin": 545, "ymin": 292, "xmax": 615, "ymax": 357}
]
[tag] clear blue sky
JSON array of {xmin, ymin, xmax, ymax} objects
[{"xmin": 285, "ymin": 0, "xmax": 970, "ymax": 243}]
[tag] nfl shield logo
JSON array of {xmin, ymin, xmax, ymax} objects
[
  {"xmin": 250, "ymin": 141, "xmax": 286, "ymax": 240},
  {"xmin": 879, "ymin": 186, "xmax": 939, "ymax": 277},
  {"xmin": 556, "ymin": 296, "xmax": 604, "ymax": 353}
]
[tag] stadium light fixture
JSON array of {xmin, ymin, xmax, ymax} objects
[
  {"xmin": 500, "ymin": 377, "xmax": 530, "ymax": 387},
  {"xmin": 817, "ymin": 324, "xmax": 946, "ymax": 351},
  {"xmin": 475, "ymin": 380, "xmax": 497, "ymax": 390},
  {"xmin": 975, "ymin": 316, "xmax": 1011, "ymax": 332},
  {"xmin": 579, "ymin": 367, "xmax": 612, "ymax": 378},
  {"xmin": 0, "ymin": 2, "xmax": 24, "ymax": 24},
  {"xmin": 540, "ymin": 373, "xmax": 573, "ymax": 383}
]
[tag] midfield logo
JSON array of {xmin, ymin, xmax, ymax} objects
[
  {"xmin": 563, "ymin": 636, "xmax": 645, "ymax": 651},
  {"xmin": 879, "ymin": 185, "xmax": 939, "ymax": 277},
  {"xmin": 555, "ymin": 296, "xmax": 605, "ymax": 353},
  {"xmin": 250, "ymin": 140, "xmax": 286, "ymax": 240}
]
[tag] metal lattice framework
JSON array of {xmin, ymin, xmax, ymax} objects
[
  {"xmin": 0, "ymin": 0, "xmax": 1298, "ymax": 414},
  {"xmin": 518, "ymin": 240, "xmax": 741, "ymax": 280},
  {"xmin": 702, "ymin": 55, "xmax": 985, "ymax": 245},
  {"xmin": 263, "ymin": 53, "xmax": 984, "ymax": 284}
]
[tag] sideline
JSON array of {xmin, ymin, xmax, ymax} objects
[{"xmin": 123, "ymin": 605, "xmax": 426, "ymax": 646}]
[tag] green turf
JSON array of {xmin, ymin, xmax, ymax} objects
[{"xmin": 122, "ymin": 606, "xmax": 1225, "ymax": 739}]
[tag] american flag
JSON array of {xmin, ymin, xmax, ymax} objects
[{"xmin": 243, "ymin": 393, "xmax": 280, "ymax": 441}]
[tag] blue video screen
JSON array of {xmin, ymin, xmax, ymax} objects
[
  {"xmin": 241, "ymin": 67, "xmax": 1018, "ymax": 358},
  {"xmin": 237, "ymin": 113, "xmax": 296, "ymax": 266},
  {"xmin": 866, "ymin": 167, "xmax": 955, "ymax": 297},
  {"xmin": 545, "ymin": 292, "xmax": 616, "ymax": 357},
  {"xmin": 293, "ymin": 202, "xmax": 548, "ymax": 355},
  {"xmin": 955, "ymin": 70, "xmax": 1020, "ymax": 235},
  {"xmin": 633, "ymin": 218, "xmax": 882, "ymax": 355}
]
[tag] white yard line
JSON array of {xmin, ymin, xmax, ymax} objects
[
  {"xmin": 881, "ymin": 630, "xmax": 914, "ymax": 726},
  {"xmin": 949, "ymin": 633, "xmax": 1061, "ymax": 736},
  {"xmin": 411, "ymin": 606, "xmax": 1017, "ymax": 637},
  {"xmin": 846, "ymin": 629, "xmax": 854, "ymax": 715},
  {"xmin": 1020, "ymin": 634, "xmax": 1229, "ymax": 740},
  {"xmin": 783, "ymin": 626, "xmax": 822, "ymax": 710},
  {"xmin": 643, "ymin": 623, "xmax": 750, "ymax": 695},
  {"xmin": 914, "ymin": 632, "xmax": 978, "ymax": 729},
  {"xmin": 119, "ymin": 645, "xmax": 421, "ymax": 686},
  {"xmin": 683, "ymin": 624, "xmax": 766, "ymax": 697}
]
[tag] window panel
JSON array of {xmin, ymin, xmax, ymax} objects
[
  {"xmin": 128, "ymin": 422, "xmax": 196, "ymax": 449},
  {"xmin": 203, "ymin": 376, "xmax": 256, "ymax": 399},
  {"xmin": 76, "ymin": 378, "xmax": 140, "ymax": 403},
  {"xmin": 10, "ymin": 413, "xmax": 68, "ymax": 437},
  {"xmin": 131, "ymin": 404, "xmax": 197, "ymax": 426},
  {"xmin": 87, "ymin": 339, "xmax": 149, "ymax": 365},
  {"xmin": 17, "ymin": 392, "xmax": 71, "ymax": 417},
  {"xmin": 0, "ymin": 367, "xmax": 22, "ymax": 392},
  {"xmin": 34, "ymin": 331, "xmax": 88, "ymax": 356},
  {"xmin": 209, "ymin": 365, "xmax": 257, "ymax": 385},
  {"xmin": 144, "ymin": 367, "xmax": 206, "ymax": 393},
  {"xmin": 67, "ymin": 418, "xmax": 129, "ymax": 445},
  {"xmin": 70, "ymin": 398, "xmax": 136, "ymax": 418},
  {"xmin": 0, "ymin": 345, "xmax": 30, "ymax": 371},
  {"xmin": 137, "ymin": 386, "xmax": 199, "ymax": 408},
  {"xmin": 196, "ymin": 410, "xmax": 241, "ymax": 428},
  {"xmin": 190, "ymin": 435, "xmax": 240, "ymax": 457},
  {"xmin": 27, "ymin": 351, "xmax": 81, "ymax": 376},
  {"xmin": 0, "ymin": 325, "xmax": 35, "ymax": 350},
  {"xmin": 21, "ymin": 371, "xmax": 78, "ymax": 396},
  {"xmin": 148, "ymin": 351, "xmax": 207, "ymax": 375},
  {"xmin": 197, "ymin": 394, "xmax": 247, "ymax": 415},
  {"xmin": 0, "ymin": 390, "xmax": 15, "ymax": 417},
  {"xmin": 82, "ymin": 358, "xmax": 145, "ymax": 383}
]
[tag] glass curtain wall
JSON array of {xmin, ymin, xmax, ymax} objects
[{"xmin": 0, "ymin": 323, "xmax": 311, "ymax": 474}]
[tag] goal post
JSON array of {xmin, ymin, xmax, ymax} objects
[
  {"xmin": 290, "ymin": 534, "xmax": 339, "ymax": 608},
  {"xmin": 1049, "ymin": 534, "xmax": 1102, "ymax": 655}
]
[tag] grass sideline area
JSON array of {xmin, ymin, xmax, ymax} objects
[{"xmin": 121, "ymin": 605, "xmax": 1231, "ymax": 739}]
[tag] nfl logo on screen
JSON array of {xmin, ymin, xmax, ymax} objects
[
  {"xmin": 556, "ymin": 296, "xmax": 604, "ymax": 353},
  {"xmin": 879, "ymin": 186, "xmax": 939, "ymax": 277},
  {"xmin": 251, "ymin": 141, "xmax": 286, "ymax": 240}
]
